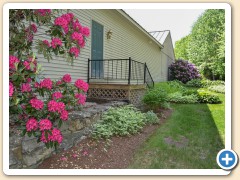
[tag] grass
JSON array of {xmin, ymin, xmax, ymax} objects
[{"xmin": 128, "ymin": 82, "xmax": 225, "ymax": 169}]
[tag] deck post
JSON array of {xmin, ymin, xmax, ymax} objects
[
  {"xmin": 87, "ymin": 58, "xmax": 90, "ymax": 83},
  {"xmin": 144, "ymin": 62, "xmax": 146, "ymax": 84},
  {"xmin": 128, "ymin": 57, "xmax": 132, "ymax": 84}
]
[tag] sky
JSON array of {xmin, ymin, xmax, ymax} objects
[{"xmin": 124, "ymin": 9, "xmax": 206, "ymax": 47}]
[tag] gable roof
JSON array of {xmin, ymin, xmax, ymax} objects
[
  {"xmin": 149, "ymin": 30, "xmax": 170, "ymax": 44},
  {"xmin": 117, "ymin": 10, "xmax": 164, "ymax": 49}
]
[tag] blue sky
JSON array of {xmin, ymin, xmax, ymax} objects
[{"xmin": 124, "ymin": 9, "xmax": 206, "ymax": 47}]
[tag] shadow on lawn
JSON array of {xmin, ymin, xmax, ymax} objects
[{"xmin": 129, "ymin": 102, "xmax": 225, "ymax": 169}]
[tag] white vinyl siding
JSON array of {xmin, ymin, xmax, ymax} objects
[{"xmin": 33, "ymin": 9, "xmax": 167, "ymax": 83}]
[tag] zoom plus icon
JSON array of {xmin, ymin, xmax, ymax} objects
[{"xmin": 217, "ymin": 149, "xmax": 238, "ymax": 170}]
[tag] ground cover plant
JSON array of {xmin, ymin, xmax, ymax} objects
[{"xmin": 92, "ymin": 105, "xmax": 160, "ymax": 139}]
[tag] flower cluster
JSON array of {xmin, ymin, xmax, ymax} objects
[
  {"xmin": 51, "ymin": 38, "xmax": 62, "ymax": 49},
  {"xmin": 41, "ymin": 128, "xmax": 63, "ymax": 144},
  {"xmin": 75, "ymin": 93, "xmax": 86, "ymax": 105},
  {"xmin": 52, "ymin": 92, "xmax": 63, "ymax": 100},
  {"xmin": 25, "ymin": 24, "xmax": 38, "ymax": 42},
  {"xmin": 47, "ymin": 100, "xmax": 65, "ymax": 113},
  {"xmin": 69, "ymin": 47, "xmax": 80, "ymax": 58},
  {"xmin": 62, "ymin": 74, "xmax": 71, "ymax": 83},
  {"xmin": 54, "ymin": 13, "xmax": 74, "ymax": 34},
  {"xmin": 39, "ymin": 119, "xmax": 52, "ymax": 131},
  {"xmin": 169, "ymin": 59, "xmax": 201, "ymax": 83},
  {"xmin": 26, "ymin": 118, "xmax": 38, "ymax": 132},
  {"xmin": 75, "ymin": 79, "xmax": 89, "ymax": 92},
  {"xmin": 30, "ymin": 98, "xmax": 44, "ymax": 110},
  {"xmin": 43, "ymin": 40, "xmax": 50, "ymax": 47},
  {"xmin": 35, "ymin": 78, "xmax": 53, "ymax": 90},
  {"xmin": 21, "ymin": 83, "xmax": 32, "ymax": 93},
  {"xmin": 9, "ymin": 55, "xmax": 20, "ymax": 70},
  {"xmin": 35, "ymin": 9, "xmax": 51, "ymax": 16},
  {"xmin": 9, "ymin": 82, "xmax": 14, "ymax": 97}
]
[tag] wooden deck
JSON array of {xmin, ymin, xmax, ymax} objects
[{"xmin": 88, "ymin": 83, "xmax": 147, "ymax": 105}]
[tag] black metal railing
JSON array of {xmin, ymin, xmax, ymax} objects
[{"xmin": 87, "ymin": 57, "xmax": 154, "ymax": 88}]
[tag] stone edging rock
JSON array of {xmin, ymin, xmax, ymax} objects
[{"xmin": 9, "ymin": 101, "xmax": 127, "ymax": 169}]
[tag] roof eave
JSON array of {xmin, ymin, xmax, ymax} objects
[{"xmin": 117, "ymin": 10, "xmax": 164, "ymax": 49}]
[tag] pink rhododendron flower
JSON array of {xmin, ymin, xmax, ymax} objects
[
  {"xmin": 52, "ymin": 92, "xmax": 63, "ymax": 100},
  {"xmin": 54, "ymin": 16, "xmax": 68, "ymax": 28},
  {"xmin": 79, "ymin": 40, "xmax": 85, "ymax": 48},
  {"xmin": 31, "ymin": 24, "xmax": 37, "ymax": 33},
  {"xmin": 71, "ymin": 32, "xmax": 83, "ymax": 45},
  {"xmin": 40, "ymin": 131, "xmax": 50, "ymax": 143},
  {"xmin": 50, "ymin": 128, "xmax": 63, "ymax": 144},
  {"xmin": 21, "ymin": 83, "xmax": 32, "ymax": 93},
  {"xmin": 9, "ymin": 55, "xmax": 20, "ymax": 70},
  {"xmin": 9, "ymin": 82, "xmax": 14, "ymax": 97},
  {"xmin": 30, "ymin": 98, "xmax": 44, "ymax": 110},
  {"xmin": 73, "ymin": 19, "xmax": 82, "ymax": 32},
  {"xmin": 43, "ymin": 40, "xmax": 50, "ymax": 47},
  {"xmin": 35, "ymin": 9, "xmax": 51, "ymax": 16},
  {"xmin": 69, "ymin": 47, "xmax": 80, "ymax": 58},
  {"xmin": 40, "ymin": 78, "xmax": 52, "ymax": 90},
  {"xmin": 48, "ymin": 100, "xmax": 65, "ymax": 113},
  {"xmin": 75, "ymin": 93, "xmax": 86, "ymax": 105},
  {"xmin": 34, "ymin": 82, "xmax": 40, "ymax": 88},
  {"xmin": 57, "ymin": 102, "xmax": 66, "ymax": 113},
  {"xmin": 27, "ymin": 78, "xmax": 32, "ymax": 83},
  {"xmin": 82, "ymin": 27, "xmax": 90, "ymax": 37},
  {"xmin": 62, "ymin": 74, "xmax": 71, "ymax": 83},
  {"xmin": 23, "ymin": 61, "xmax": 30, "ymax": 70},
  {"xmin": 39, "ymin": 119, "xmax": 52, "ymax": 131},
  {"xmin": 74, "ymin": 79, "xmax": 89, "ymax": 92},
  {"xmin": 61, "ymin": 13, "xmax": 74, "ymax": 23},
  {"xmin": 47, "ymin": 100, "xmax": 58, "ymax": 112},
  {"xmin": 56, "ymin": 80, "xmax": 63, "ymax": 86},
  {"xmin": 51, "ymin": 38, "xmax": 62, "ymax": 49},
  {"xmin": 26, "ymin": 118, "xmax": 38, "ymax": 132},
  {"xmin": 60, "ymin": 110, "xmax": 68, "ymax": 121}
]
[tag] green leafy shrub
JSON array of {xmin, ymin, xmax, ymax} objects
[
  {"xmin": 142, "ymin": 88, "xmax": 168, "ymax": 109},
  {"xmin": 92, "ymin": 105, "xmax": 158, "ymax": 139},
  {"xmin": 182, "ymin": 89, "xmax": 198, "ymax": 96},
  {"xmin": 197, "ymin": 91, "xmax": 221, "ymax": 104},
  {"xmin": 167, "ymin": 92, "xmax": 198, "ymax": 104},
  {"xmin": 155, "ymin": 80, "xmax": 186, "ymax": 94},
  {"xmin": 144, "ymin": 111, "xmax": 160, "ymax": 124},
  {"xmin": 208, "ymin": 85, "xmax": 225, "ymax": 93},
  {"xmin": 201, "ymin": 79, "xmax": 225, "ymax": 87},
  {"xmin": 186, "ymin": 79, "xmax": 203, "ymax": 87}
]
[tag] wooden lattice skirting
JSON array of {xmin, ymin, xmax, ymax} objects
[{"xmin": 87, "ymin": 84, "xmax": 146, "ymax": 106}]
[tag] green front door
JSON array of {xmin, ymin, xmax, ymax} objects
[{"xmin": 91, "ymin": 20, "xmax": 103, "ymax": 78}]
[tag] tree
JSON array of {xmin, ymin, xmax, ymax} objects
[
  {"xmin": 187, "ymin": 9, "xmax": 225, "ymax": 80},
  {"xmin": 174, "ymin": 35, "xmax": 191, "ymax": 60}
]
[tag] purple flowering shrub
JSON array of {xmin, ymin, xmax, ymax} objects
[{"xmin": 169, "ymin": 59, "xmax": 201, "ymax": 83}]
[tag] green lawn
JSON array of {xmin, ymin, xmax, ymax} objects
[{"xmin": 129, "ymin": 86, "xmax": 225, "ymax": 169}]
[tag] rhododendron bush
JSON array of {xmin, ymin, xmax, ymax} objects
[
  {"xmin": 9, "ymin": 9, "xmax": 89, "ymax": 149},
  {"xmin": 169, "ymin": 59, "xmax": 201, "ymax": 83}
]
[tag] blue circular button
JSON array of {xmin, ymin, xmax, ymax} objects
[{"xmin": 217, "ymin": 149, "xmax": 238, "ymax": 170}]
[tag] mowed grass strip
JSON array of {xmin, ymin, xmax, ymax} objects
[{"xmin": 129, "ymin": 94, "xmax": 225, "ymax": 169}]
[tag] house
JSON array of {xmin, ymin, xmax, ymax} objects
[
  {"xmin": 149, "ymin": 30, "xmax": 176, "ymax": 81},
  {"xmin": 35, "ymin": 9, "xmax": 175, "ymax": 104}
]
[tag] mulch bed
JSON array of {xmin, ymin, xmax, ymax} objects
[{"xmin": 38, "ymin": 108, "xmax": 172, "ymax": 169}]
